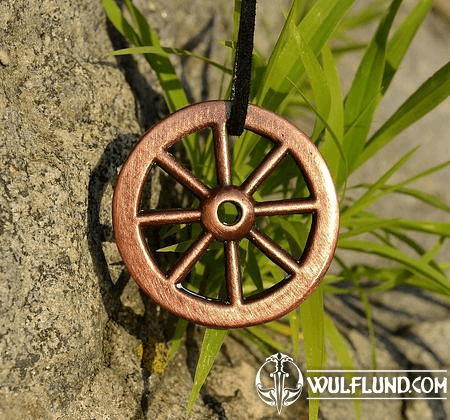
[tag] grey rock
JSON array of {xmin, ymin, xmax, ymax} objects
[{"xmin": 0, "ymin": 0, "xmax": 142, "ymax": 417}]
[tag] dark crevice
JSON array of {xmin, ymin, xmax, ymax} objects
[
  {"xmin": 140, "ymin": 367, "xmax": 151, "ymax": 415},
  {"xmin": 87, "ymin": 133, "xmax": 169, "ymax": 420}
]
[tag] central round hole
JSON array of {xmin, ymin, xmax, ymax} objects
[{"xmin": 217, "ymin": 201, "xmax": 242, "ymax": 226}]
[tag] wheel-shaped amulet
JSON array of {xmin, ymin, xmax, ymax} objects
[{"xmin": 113, "ymin": 101, "xmax": 339, "ymax": 328}]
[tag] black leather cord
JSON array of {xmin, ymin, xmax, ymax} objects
[{"xmin": 226, "ymin": 0, "xmax": 257, "ymax": 137}]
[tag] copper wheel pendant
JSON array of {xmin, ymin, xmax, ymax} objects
[{"xmin": 113, "ymin": 101, "xmax": 339, "ymax": 328}]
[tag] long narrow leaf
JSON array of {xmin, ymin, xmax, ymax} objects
[
  {"xmin": 167, "ymin": 319, "xmax": 188, "ymax": 361},
  {"xmin": 320, "ymin": 44, "xmax": 346, "ymax": 182},
  {"xmin": 287, "ymin": 78, "xmax": 347, "ymax": 166},
  {"xmin": 302, "ymin": 286, "xmax": 325, "ymax": 420},
  {"xmin": 247, "ymin": 326, "xmax": 288, "ymax": 352},
  {"xmin": 289, "ymin": 310, "xmax": 301, "ymax": 360},
  {"xmin": 102, "ymin": 0, "xmax": 140, "ymax": 45},
  {"xmin": 324, "ymin": 315, "xmax": 361, "ymax": 419},
  {"xmin": 108, "ymin": 46, "xmax": 232, "ymax": 74},
  {"xmin": 338, "ymin": 239, "xmax": 450, "ymax": 296},
  {"xmin": 358, "ymin": 61, "xmax": 450, "ymax": 167},
  {"xmin": 341, "ymin": 216, "xmax": 450, "ymax": 237},
  {"xmin": 257, "ymin": 0, "xmax": 355, "ymax": 111},
  {"xmin": 382, "ymin": 0, "xmax": 433, "ymax": 93},
  {"xmin": 291, "ymin": 26, "xmax": 331, "ymax": 141},
  {"xmin": 123, "ymin": 0, "xmax": 152, "ymax": 44},
  {"xmin": 339, "ymin": 0, "xmax": 402, "ymax": 186},
  {"xmin": 352, "ymin": 183, "xmax": 450, "ymax": 213},
  {"xmin": 382, "ymin": 227, "xmax": 445, "ymax": 274},
  {"xmin": 342, "ymin": 147, "xmax": 417, "ymax": 220},
  {"xmin": 186, "ymin": 329, "xmax": 228, "ymax": 415},
  {"xmin": 341, "ymin": 0, "xmax": 386, "ymax": 29}
]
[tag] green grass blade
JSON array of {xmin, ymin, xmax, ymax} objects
[
  {"xmin": 123, "ymin": 0, "xmax": 152, "ymax": 44},
  {"xmin": 387, "ymin": 219, "xmax": 450, "ymax": 236},
  {"xmin": 324, "ymin": 314, "xmax": 353, "ymax": 369},
  {"xmin": 247, "ymin": 326, "xmax": 288, "ymax": 352},
  {"xmin": 257, "ymin": 0, "xmax": 355, "ymax": 111},
  {"xmin": 341, "ymin": 216, "xmax": 450, "ymax": 237},
  {"xmin": 289, "ymin": 309, "xmax": 301, "ymax": 360},
  {"xmin": 246, "ymin": 242, "xmax": 264, "ymax": 292},
  {"xmin": 332, "ymin": 43, "xmax": 368, "ymax": 56},
  {"xmin": 102, "ymin": 0, "xmax": 141, "ymax": 45},
  {"xmin": 287, "ymin": 78, "xmax": 347, "ymax": 167},
  {"xmin": 382, "ymin": 227, "xmax": 426, "ymax": 256},
  {"xmin": 324, "ymin": 315, "xmax": 361, "ymax": 419},
  {"xmin": 142, "ymin": 41, "xmax": 189, "ymax": 115},
  {"xmin": 341, "ymin": 0, "xmax": 386, "ymax": 29},
  {"xmin": 277, "ymin": 218, "xmax": 309, "ymax": 255},
  {"xmin": 398, "ymin": 159, "xmax": 450, "ymax": 187},
  {"xmin": 167, "ymin": 319, "xmax": 188, "ymax": 361},
  {"xmin": 319, "ymin": 44, "xmax": 345, "ymax": 182},
  {"xmin": 338, "ymin": 239, "xmax": 450, "ymax": 296},
  {"xmin": 350, "ymin": 266, "xmax": 448, "ymax": 296},
  {"xmin": 342, "ymin": 147, "xmax": 417, "ymax": 220},
  {"xmin": 302, "ymin": 286, "xmax": 325, "ymax": 420},
  {"xmin": 382, "ymin": 0, "xmax": 433, "ymax": 93},
  {"xmin": 186, "ymin": 329, "xmax": 228, "ymax": 416},
  {"xmin": 352, "ymin": 165, "xmax": 450, "ymax": 212},
  {"xmin": 380, "ymin": 227, "xmax": 445, "ymax": 274},
  {"xmin": 420, "ymin": 237, "xmax": 446, "ymax": 265},
  {"xmin": 258, "ymin": 0, "xmax": 304, "ymax": 102},
  {"xmin": 339, "ymin": 0, "xmax": 402, "ymax": 186},
  {"xmin": 358, "ymin": 61, "xmax": 450, "ymax": 168},
  {"xmin": 340, "ymin": 217, "xmax": 397, "ymax": 239},
  {"xmin": 385, "ymin": 186, "xmax": 450, "ymax": 213},
  {"xmin": 264, "ymin": 320, "xmax": 293, "ymax": 337},
  {"xmin": 103, "ymin": 0, "xmax": 190, "ymax": 116},
  {"xmin": 348, "ymin": 159, "xmax": 450, "ymax": 216},
  {"xmin": 290, "ymin": 25, "xmax": 331, "ymax": 141},
  {"xmin": 108, "ymin": 46, "xmax": 232, "ymax": 74},
  {"xmin": 359, "ymin": 291, "xmax": 377, "ymax": 369},
  {"xmin": 235, "ymin": 329, "xmax": 275, "ymax": 354}
]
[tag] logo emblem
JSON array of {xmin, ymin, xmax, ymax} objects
[{"xmin": 255, "ymin": 352, "xmax": 303, "ymax": 414}]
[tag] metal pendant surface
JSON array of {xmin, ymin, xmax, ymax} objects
[{"xmin": 113, "ymin": 101, "xmax": 339, "ymax": 328}]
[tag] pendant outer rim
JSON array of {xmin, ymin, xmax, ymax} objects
[{"xmin": 112, "ymin": 100, "xmax": 339, "ymax": 329}]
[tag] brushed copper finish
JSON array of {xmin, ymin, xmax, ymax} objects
[{"xmin": 112, "ymin": 101, "xmax": 339, "ymax": 328}]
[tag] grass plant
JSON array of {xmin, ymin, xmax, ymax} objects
[{"xmin": 103, "ymin": 0, "xmax": 450, "ymax": 418}]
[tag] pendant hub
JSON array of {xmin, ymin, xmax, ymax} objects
[{"xmin": 201, "ymin": 186, "xmax": 255, "ymax": 241}]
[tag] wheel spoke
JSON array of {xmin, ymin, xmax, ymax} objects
[
  {"xmin": 225, "ymin": 241, "xmax": 243, "ymax": 305},
  {"xmin": 214, "ymin": 121, "xmax": 232, "ymax": 186},
  {"xmin": 247, "ymin": 229, "xmax": 299, "ymax": 274},
  {"xmin": 168, "ymin": 232, "xmax": 214, "ymax": 284},
  {"xmin": 241, "ymin": 145, "xmax": 288, "ymax": 195},
  {"xmin": 254, "ymin": 198, "xmax": 317, "ymax": 217},
  {"xmin": 157, "ymin": 152, "xmax": 210, "ymax": 199},
  {"xmin": 137, "ymin": 209, "xmax": 201, "ymax": 227}
]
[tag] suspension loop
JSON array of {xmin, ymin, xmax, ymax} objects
[{"xmin": 226, "ymin": 0, "xmax": 257, "ymax": 137}]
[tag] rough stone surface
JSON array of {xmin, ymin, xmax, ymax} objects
[
  {"xmin": 0, "ymin": 0, "xmax": 141, "ymax": 417},
  {"xmin": 1, "ymin": 0, "xmax": 449, "ymax": 419}
]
